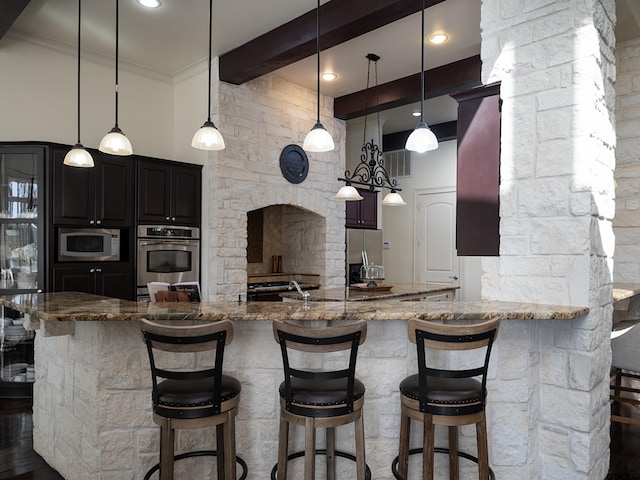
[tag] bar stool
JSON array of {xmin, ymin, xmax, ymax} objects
[
  {"xmin": 271, "ymin": 320, "xmax": 371, "ymax": 480},
  {"xmin": 139, "ymin": 318, "xmax": 247, "ymax": 480},
  {"xmin": 392, "ymin": 317, "xmax": 500, "ymax": 480}
]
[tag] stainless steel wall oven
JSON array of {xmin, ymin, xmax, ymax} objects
[{"xmin": 136, "ymin": 225, "xmax": 200, "ymax": 300}]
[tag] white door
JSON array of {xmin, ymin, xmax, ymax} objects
[{"xmin": 415, "ymin": 190, "xmax": 460, "ymax": 285}]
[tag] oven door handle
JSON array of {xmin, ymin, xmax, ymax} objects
[{"xmin": 138, "ymin": 240, "xmax": 196, "ymax": 247}]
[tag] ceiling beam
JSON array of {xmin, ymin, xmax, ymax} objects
[
  {"xmin": 334, "ymin": 55, "xmax": 482, "ymax": 120},
  {"xmin": 219, "ymin": 0, "xmax": 446, "ymax": 85},
  {"xmin": 0, "ymin": 0, "xmax": 30, "ymax": 41}
]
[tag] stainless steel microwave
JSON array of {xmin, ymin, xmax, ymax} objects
[{"xmin": 58, "ymin": 228, "xmax": 121, "ymax": 262}]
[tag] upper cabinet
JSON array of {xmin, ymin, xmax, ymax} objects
[
  {"xmin": 451, "ymin": 83, "xmax": 501, "ymax": 256},
  {"xmin": 0, "ymin": 144, "xmax": 45, "ymax": 294},
  {"xmin": 345, "ymin": 188, "xmax": 377, "ymax": 229},
  {"xmin": 51, "ymin": 148, "xmax": 134, "ymax": 228},
  {"xmin": 137, "ymin": 158, "xmax": 202, "ymax": 226}
]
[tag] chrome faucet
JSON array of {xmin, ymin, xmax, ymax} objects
[{"xmin": 289, "ymin": 280, "xmax": 310, "ymax": 301}]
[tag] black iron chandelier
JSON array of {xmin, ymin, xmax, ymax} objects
[{"xmin": 335, "ymin": 54, "xmax": 406, "ymax": 206}]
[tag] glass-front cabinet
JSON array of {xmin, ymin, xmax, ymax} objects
[{"xmin": 0, "ymin": 144, "xmax": 44, "ymax": 397}]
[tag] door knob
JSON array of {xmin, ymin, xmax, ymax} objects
[{"xmin": 449, "ymin": 275, "xmax": 458, "ymax": 280}]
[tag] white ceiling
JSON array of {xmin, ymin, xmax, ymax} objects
[{"xmin": 7, "ymin": 0, "xmax": 640, "ymax": 134}]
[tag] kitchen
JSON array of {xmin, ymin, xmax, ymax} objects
[{"xmin": 0, "ymin": 0, "xmax": 637, "ymax": 479}]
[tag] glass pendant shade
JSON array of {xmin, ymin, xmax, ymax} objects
[
  {"xmin": 99, "ymin": 127, "xmax": 133, "ymax": 156},
  {"xmin": 303, "ymin": 122, "xmax": 335, "ymax": 152},
  {"xmin": 63, "ymin": 143, "xmax": 94, "ymax": 168},
  {"xmin": 335, "ymin": 184, "xmax": 364, "ymax": 201},
  {"xmin": 382, "ymin": 190, "xmax": 407, "ymax": 206},
  {"xmin": 191, "ymin": 121, "xmax": 225, "ymax": 150},
  {"xmin": 405, "ymin": 122, "xmax": 438, "ymax": 153},
  {"xmin": 193, "ymin": 0, "xmax": 225, "ymax": 151},
  {"xmin": 100, "ymin": 0, "xmax": 132, "ymax": 156}
]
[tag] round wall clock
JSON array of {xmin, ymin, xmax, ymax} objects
[{"xmin": 279, "ymin": 144, "xmax": 309, "ymax": 184}]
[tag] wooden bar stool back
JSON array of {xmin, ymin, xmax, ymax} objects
[
  {"xmin": 140, "ymin": 318, "xmax": 247, "ymax": 480},
  {"xmin": 393, "ymin": 317, "xmax": 500, "ymax": 480},
  {"xmin": 271, "ymin": 320, "xmax": 371, "ymax": 480}
]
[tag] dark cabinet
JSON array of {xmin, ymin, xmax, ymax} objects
[
  {"xmin": 345, "ymin": 188, "xmax": 377, "ymax": 229},
  {"xmin": 52, "ymin": 148, "xmax": 134, "ymax": 227},
  {"xmin": 52, "ymin": 263, "xmax": 134, "ymax": 300},
  {"xmin": 137, "ymin": 158, "xmax": 202, "ymax": 226},
  {"xmin": 451, "ymin": 83, "xmax": 501, "ymax": 256}
]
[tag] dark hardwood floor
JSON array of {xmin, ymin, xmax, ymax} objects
[{"xmin": 0, "ymin": 386, "xmax": 639, "ymax": 480}]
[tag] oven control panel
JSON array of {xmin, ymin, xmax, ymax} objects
[{"xmin": 137, "ymin": 225, "xmax": 200, "ymax": 239}]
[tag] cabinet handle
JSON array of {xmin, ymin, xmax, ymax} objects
[
  {"xmin": 165, "ymin": 216, "xmax": 170, "ymax": 221},
  {"xmin": 171, "ymin": 217, "xmax": 176, "ymax": 221},
  {"xmin": 90, "ymin": 268, "xmax": 95, "ymax": 273},
  {"xmin": 89, "ymin": 220, "xmax": 95, "ymax": 225},
  {"xmin": 96, "ymin": 268, "xmax": 102, "ymax": 273},
  {"xmin": 96, "ymin": 220, "xmax": 101, "ymax": 225}
]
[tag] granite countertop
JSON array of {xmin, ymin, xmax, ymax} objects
[
  {"xmin": 0, "ymin": 292, "xmax": 589, "ymax": 324},
  {"xmin": 612, "ymin": 283, "xmax": 640, "ymax": 303},
  {"xmin": 279, "ymin": 283, "xmax": 458, "ymax": 302}
]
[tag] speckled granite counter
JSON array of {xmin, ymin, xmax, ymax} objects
[
  {"xmin": 0, "ymin": 291, "xmax": 588, "ymax": 326},
  {"xmin": 0, "ymin": 292, "xmax": 590, "ymax": 479},
  {"xmin": 280, "ymin": 282, "xmax": 458, "ymax": 302}
]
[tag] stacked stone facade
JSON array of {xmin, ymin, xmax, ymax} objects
[
  {"xmin": 206, "ymin": 73, "xmax": 347, "ymax": 301},
  {"xmin": 480, "ymin": 0, "xmax": 616, "ymax": 478},
  {"xmin": 614, "ymin": 37, "xmax": 640, "ymax": 285}
]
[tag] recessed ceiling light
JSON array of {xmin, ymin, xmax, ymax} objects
[
  {"xmin": 137, "ymin": 0, "xmax": 162, "ymax": 8},
  {"xmin": 322, "ymin": 72, "xmax": 337, "ymax": 81},
  {"xmin": 411, "ymin": 111, "xmax": 421, "ymax": 117},
  {"xmin": 428, "ymin": 33, "xmax": 448, "ymax": 45}
]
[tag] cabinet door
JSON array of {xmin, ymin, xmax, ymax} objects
[
  {"xmin": 452, "ymin": 83, "xmax": 501, "ymax": 256},
  {"xmin": 52, "ymin": 265, "xmax": 95, "ymax": 294},
  {"xmin": 171, "ymin": 164, "xmax": 202, "ymax": 226},
  {"xmin": 345, "ymin": 188, "xmax": 377, "ymax": 229},
  {"xmin": 137, "ymin": 159, "xmax": 171, "ymax": 224},
  {"xmin": 95, "ymin": 264, "xmax": 134, "ymax": 300},
  {"xmin": 94, "ymin": 153, "xmax": 134, "ymax": 227},
  {"xmin": 52, "ymin": 148, "xmax": 95, "ymax": 225},
  {"xmin": 359, "ymin": 189, "xmax": 378, "ymax": 228}
]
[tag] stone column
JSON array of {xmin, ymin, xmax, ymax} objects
[{"xmin": 480, "ymin": 0, "xmax": 616, "ymax": 478}]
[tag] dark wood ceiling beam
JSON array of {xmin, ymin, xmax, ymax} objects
[
  {"xmin": 219, "ymin": 0, "xmax": 446, "ymax": 85},
  {"xmin": 0, "ymin": 0, "xmax": 30, "ymax": 41},
  {"xmin": 334, "ymin": 55, "xmax": 482, "ymax": 120}
]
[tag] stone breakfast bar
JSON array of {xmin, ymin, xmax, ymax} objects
[{"xmin": 0, "ymin": 292, "xmax": 588, "ymax": 480}]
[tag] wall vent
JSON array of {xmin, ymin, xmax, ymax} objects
[{"xmin": 383, "ymin": 149, "xmax": 413, "ymax": 180}]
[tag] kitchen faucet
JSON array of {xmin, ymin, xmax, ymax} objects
[{"xmin": 288, "ymin": 280, "xmax": 310, "ymax": 301}]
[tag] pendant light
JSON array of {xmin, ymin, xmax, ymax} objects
[
  {"xmin": 99, "ymin": 0, "xmax": 133, "ymax": 156},
  {"xmin": 405, "ymin": 0, "xmax": 438, "ymax": 154},
  {"xmin": 64, "ymin": 0, "xmax": 94, "ymax": 168},
  {"xmin": 192, "ymin": 0, "xmax": 225, "ymax": 150},
  {"xmin": 302, "ymin": 0, "xmax": 334, "ymax": 153},
  {"xmin": 336, "ymin": 54, "xmax": 405, "ymax": 206}
]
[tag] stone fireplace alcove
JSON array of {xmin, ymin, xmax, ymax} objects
[{"xmin": 247, "ymin": 205, "xmax": 327, "ymax": 278}]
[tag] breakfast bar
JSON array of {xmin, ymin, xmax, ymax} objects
[{"xmin": 0, "ymin": 292, "xmax": 588, "ymax": 479}]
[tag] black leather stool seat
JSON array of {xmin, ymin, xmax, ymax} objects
[
  {"xmin": 279, "ymin": 377, "xmax": 365, "ymax": 408},
  {"xmin": 158, "ymin": 375, "xmax": 241, "ymax": 409},
  {"xmin": 400, "ymin": 374, "xmax": 482, "ymax": 405}
]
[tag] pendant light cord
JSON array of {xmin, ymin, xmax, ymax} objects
[
  {"xmin": 315, "ymin": 0, "xmax": 320, "ymax": 123},
  {"xmin": 207, "ymin": 0, "xmax": 212, "ymax": 122},
  {"xmin": 114, "ymin": 0, "xmax": 119, "ymax": 128},
  {"xmin": 76, "ymin": 0, "xmax": 82, "ymax": 144},
  {"xmin": 420, "ymin": 0, "xmax": 425, "ymax": 122}
]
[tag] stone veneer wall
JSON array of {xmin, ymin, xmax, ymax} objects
[
  {"xmin": 480, "ymin": 1, "xmax": 616, "ymax": 479},
  {"xmin": 614, "ymin": 38, "xmax": 640, "ymax": 286},
  {"xmin": 206, "ymin": 73, "xmax": 346, "ymax": 301}
]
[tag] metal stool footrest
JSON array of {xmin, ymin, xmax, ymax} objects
[
  {"xmin": 270, "ymin": 449, "xmax": 372, "ymax": 480},
  {"xmin": 391, "ymin": 447, "xmax": 495, "ymax": 480},
  {"xmin": 144, "ymin": 449, "xmax": 248, "ymax": 480}
]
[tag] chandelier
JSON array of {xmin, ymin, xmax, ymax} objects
[{"xmin": 335, "ymin": 54, "xmax": 406, "ymax": 206}]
